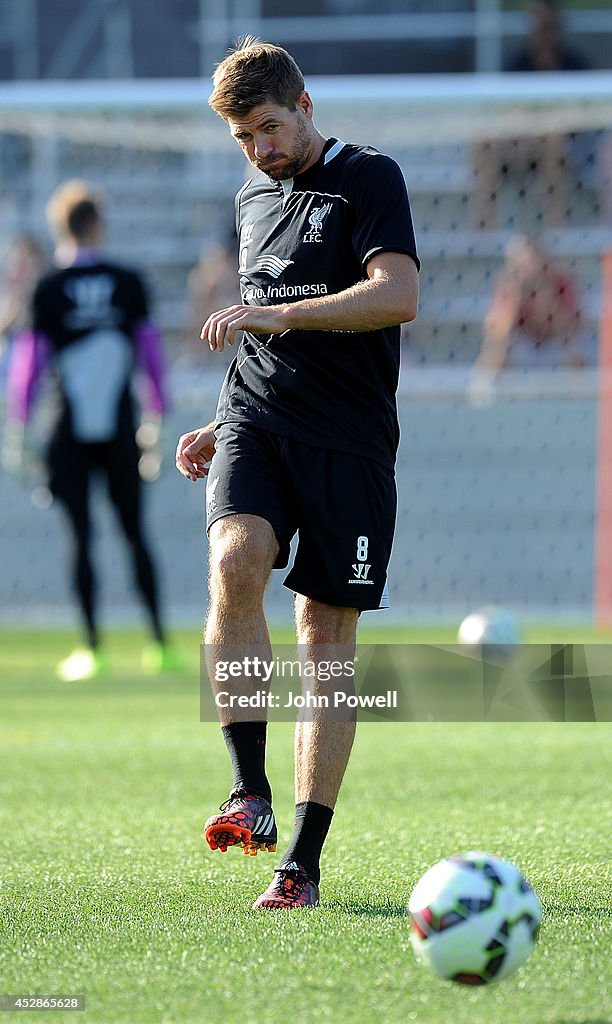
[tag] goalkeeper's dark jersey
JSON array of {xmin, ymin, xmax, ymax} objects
[
  {"xmin": 27, "ymin": 258, "xmax": 165, "ymax": 443},
  {"xmin": 215, "ymin": 138, "xmax": 419, "ymax": 470}
]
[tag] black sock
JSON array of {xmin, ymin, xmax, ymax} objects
[
  {"xmin": 280, "ymin": 801, "xmax": 334, "ymax": 885},
  {"xmin": 221, "ymin": 721, "xmax": 272, "ymax": 804}
]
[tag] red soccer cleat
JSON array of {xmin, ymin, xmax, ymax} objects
[
  {"xmin": 204, "ymin": 790, "xmax": 277, "ymax": 856},
  {"xmin": 252, "ymin": 862, "xmax": 320, "ymax": 909}
]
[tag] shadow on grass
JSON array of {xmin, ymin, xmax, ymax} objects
[{"xmin": 324, "ymin": 898, "xmax": 407, "ymax": 918}]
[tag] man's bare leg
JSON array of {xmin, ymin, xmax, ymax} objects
[
  {"xmin": 293, "ymin": 596, "xmax": 359, "ymax": 808},
  {"xmin": 253, "ymin": 595, "xmax": 359, "ymax": 907},
  {"xmin": 204, "ymin": 513, "xmax": 280, "ymax": 854},
  {"xmin": 205, "ymin": 513, "xmax": 278, "ymax": 673}
]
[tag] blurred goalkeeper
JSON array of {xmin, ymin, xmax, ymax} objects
[
  {"xmin": 176, "ymin": 39, "xmax": 419, "ymax": 909},
  {"xmin": 3, "ymin": 180, "xmax": 178, "ymax": 681}
]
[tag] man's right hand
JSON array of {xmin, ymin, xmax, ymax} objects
[{"xmin": 175, "ymin": 422, "xmax": 216, "ymax": 482}]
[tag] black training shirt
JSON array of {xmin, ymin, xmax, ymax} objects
[{"xmin": 215, "ymin": 138, "xmax": 419, "ymax": 469}]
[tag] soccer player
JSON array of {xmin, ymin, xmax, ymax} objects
[
  {"xmin": 5, "ymin": 180, "xmax": 177, "ymax": 681},
  {"xmin": 176, "ymin": 39, "xmax": 419, "ymax": 908}
]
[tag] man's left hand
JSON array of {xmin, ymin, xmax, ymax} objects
[{"xmin": 201, "ymin": 304, "xmax": 288, "ymax": 352}]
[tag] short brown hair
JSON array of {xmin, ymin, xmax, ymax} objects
[
  {"xmin": 209, "ymin": 37, "xmax": 305, "ymax": 120},
  {"xmin": 46, "ymin": 180, "xmax": 104, "ymax": 242}
]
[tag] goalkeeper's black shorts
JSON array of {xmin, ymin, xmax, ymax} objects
[{"xmin": 205, "ymin": 421, "xmax": 396, "ymax": 611}]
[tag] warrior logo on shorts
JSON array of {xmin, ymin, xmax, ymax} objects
[
  {"xmin": 351, "ymin": 563, "xmax": 371, "ymax": 580},
  {"xmin": 207, "ymin": 475, "xmax": 220, "ymax": 516},
  {"xmin": 348, "ymin": 535, "xmax": 374, "ymax": 585}
]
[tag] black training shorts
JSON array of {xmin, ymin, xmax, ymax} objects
[{"xmin": 205, "ymin": 422, "xmax": 397, "ymax": 610}]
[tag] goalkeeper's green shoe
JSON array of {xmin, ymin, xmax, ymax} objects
[
  {"xmin": 55, "ymin": 648, "xmax": 107, "ymax": 682},
  {"xmin": 141, "ymin": 642, "xmax": 185, "ymax": 675}
]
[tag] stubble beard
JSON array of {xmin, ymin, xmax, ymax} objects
[{"xmin": 257, "ymin": 116, "xmax": 313, "ymax": 181}]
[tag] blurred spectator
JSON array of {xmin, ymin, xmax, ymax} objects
[
  {"xmin": 507, "ymin": 0, "xmax": 587, "ymax": 73},
  {"xmin": 468, "ymin": 234, "xmax": 592, "ymax": 402},
  {"xmin": 0, "ymin": 234, "xmax": 47, "ymax": 355},
  {"xmin": 2, "ymin": 180, "xmax": 180, "ymax": 681},
  {"xmin": 473, "ymin": 0, "xmax": 589, "ymax": 231},
  {"xmin": 183, "ymin": 240, "xmax": 240, "ymax": 366}
]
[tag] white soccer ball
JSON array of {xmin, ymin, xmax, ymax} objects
[
  {"xmin": 457, "ymin": 606, "xmax": 521, "ymax": 661},
  {"xmin": 408, "ymin": 852, "xmax": 541, "ymax": 985}
]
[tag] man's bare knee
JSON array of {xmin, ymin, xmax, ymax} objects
[{"xmin": 209, "ymin": 514, "xmax": 278, "ymax": 604}]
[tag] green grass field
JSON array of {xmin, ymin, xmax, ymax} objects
[{"xmin": 0, "ymin": 629, "xmax": 610, "ymax": 1024}]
